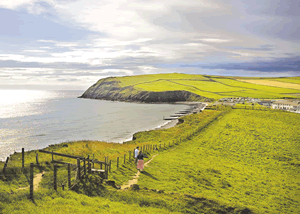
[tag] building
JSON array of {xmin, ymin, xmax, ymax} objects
[{"xmin": 271, "ymin": 100, "xmax": 300, "ymax": 111}]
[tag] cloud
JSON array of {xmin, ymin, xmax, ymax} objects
[
  {"xmin": 0, "ymin": 0, "xmax": 299, "ymax": 90},
  {"xmin": 181, "ymin": 56, "xmax": 300, "ymax": 74}
]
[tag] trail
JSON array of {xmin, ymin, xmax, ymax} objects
[
  {"xmin": 120, "ymin": 154, "xmax": 158, "ymax": 190},
  {"xmin": 18, "ymin": 171, "xmax": 45, "ymax": 191}
]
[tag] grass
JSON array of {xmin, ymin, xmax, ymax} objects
[
  {"xmin": 88, "ymin": 73, "xmax": 300, "ymax": 101},
  {"xmin": 1, "ymin": 107, "xmax": 299, "ymax": 213},
  {"xmin": 137, "ymin": 109, "xmax": 300, "ymax": 214}
]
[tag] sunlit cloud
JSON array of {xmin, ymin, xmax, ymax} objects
[{"xmin": 0, "ymin": 0, "xmax": 299, "ymax": 89}]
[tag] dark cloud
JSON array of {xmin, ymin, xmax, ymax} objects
[{"xmin": 181, "ymin": 56, "xmax": 300, "ymax": 74}]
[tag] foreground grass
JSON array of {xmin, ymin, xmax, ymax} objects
[
  {"xmin": 137, "ymin": 109, "xmax": 300, "ymax": 213},
  {"xmin": 1, "ymin": 108, "xmax": 299, "ymax": 213}
]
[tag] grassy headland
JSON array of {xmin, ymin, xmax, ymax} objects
[
  {"xmin": 1, "ymin": 106, "xmax": 299, "ymax": 213},
  {"xmin": 80, "ymin": 73, "xmax": 300, "ymax": 102}
]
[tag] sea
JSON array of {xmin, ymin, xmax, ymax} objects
[{"xmin": 0, "ymin": 89, "xmax": 188, "ymax": 161}]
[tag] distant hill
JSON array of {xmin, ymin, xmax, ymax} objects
[{"xmin": 80, "ymin": 73, "xmax": 300, "ymax": 102}]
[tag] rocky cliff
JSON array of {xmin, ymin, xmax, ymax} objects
[{"xmin": 79, "ymin": 77, "xmax": 206, "ymax": 103}]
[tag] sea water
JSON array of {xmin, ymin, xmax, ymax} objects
[{"xmin": 0, "ymin": 90, "xmax": 187, "ymax": 161}]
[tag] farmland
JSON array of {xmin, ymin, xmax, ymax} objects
[{"xmin": 81, "ymin": 73, "xmax": 300, "ymax": 102}]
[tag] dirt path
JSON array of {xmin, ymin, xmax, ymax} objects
[
  {"xmin": 18, "ymin": 171, "xmax": 45, "ymax": 191},
  {"xmin": 120, "ymin": 154, "xmax": 158, "ymax": 190}
]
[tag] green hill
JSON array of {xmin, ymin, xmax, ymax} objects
[{"xmin": 80, "ymin": 73, "xmax": 300, "ymax": 102}]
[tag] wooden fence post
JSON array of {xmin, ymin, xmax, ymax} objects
[
  {"xmin": 133, "ymin": 149, "xmax": 135, "ymax": 159},
  {"xmin": 52, "ymin": 150, "xmax": 54, "ymax": 162},
  {"xmin": 124, "ymin": 154, "xmax": 126, "ymax": 164},
  {"xmin": 22, "ymin": 148, "xmax": 24, "ymax": 168},
  {"xmin": 30, "ymin": 163, "xmax": 34, "ymax": 200},
  {"xmin": 117, "ymin": 157, "xmax": 119, "ymax": 168},
  {"xmin": 54, "ymin": 164, "xmax": 57, "ymax": 191},
  {"xmin": 92, "ymin": 154, "xmax": 95, "ymax": 168},
  {"xmin": 77, "ymin": 158, "xmax": 81, "ymax": 179},
  {"xmin": 2, "ymin": 157, "xmax": 9, "ymax": 173},
  {"xmin": 68, "ymin": 164, "xmax": 71, "ymax": 189},
  {"xmin": 83, "ymin": 158, "xmax": 86, "ymax": 177},
  {"xmin": 109, "ymin": 160, "xmax": 111, "ymax": 172},
  {"xmin": 129, "ymin": 151, "xmax": 131, "ymax": 161},
  {"xmin": 36, "ymin": 153, "xmax": 39, "ymax": 165}
]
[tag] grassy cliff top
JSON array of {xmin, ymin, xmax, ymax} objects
[{"xmin": 92, "ymin": 73, "xmax": 300, "ymax": 100}]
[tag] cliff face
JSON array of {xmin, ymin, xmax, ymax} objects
[{"xmin": 79, "ymin": 77, "xmax": 206, "ymax": 103}]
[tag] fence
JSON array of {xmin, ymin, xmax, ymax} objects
[{"xmin": 1, "ymin": 108, "xmax": 229, "ymax": 201}]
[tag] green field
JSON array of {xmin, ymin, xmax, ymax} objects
[
  {"xmin": 115, "ymin": 73, "xmax": 300, "ymax": 100},
  {"xmin": 1, "ymin": 107, "xmax": 299, "ymax": 213}
]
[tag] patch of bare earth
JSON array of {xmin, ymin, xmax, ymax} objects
[{"xmin": 18, "ymin": 171, "xmax": 45, "ymax": 191}]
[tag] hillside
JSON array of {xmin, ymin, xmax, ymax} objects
[
  {"xmin": 1, "ymin": 107, "xmax": 299, "ymax": 213},
  {"xmin": 80, "ymin": 73, "xmax": 300, "ymax": 102}
]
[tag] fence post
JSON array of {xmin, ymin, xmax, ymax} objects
[
  {"xmin": 133, "ymin": 149, "xmax": 135, "ymax": 159},
  {"xmin": 109, "ymin": 160, "xmax": 111, "ymax": 172},
  {"xmin": 2, "ymin": 157, "xmax": 9, "ymax": 173},
  {"xmin": 54, "ymin": 164, "xmax": 57, "ymax": 191},
  {"xmin": 36, "ymin": 153, "xmax": 39, "ymax": 165},
  {"xmin": 62, "ymin": 184, "xmax": 65, "ymax": 191},
  {"xmin": 68, "ymin": 164, "xmax": 71, "ymax": 189},
  {"xmin": 117, "ymin": 157, "xmax": 119, "ymax": 168},
  {"xmin": 92, "ymin": 154, "xmax": 95, "ymax": 168},
  {"xmin": 105, "ymin": 158, "xmax": 108, "ymax": 179},
  {"xmin": 124, "ymin": 154, "xmax": 126, "ymax": 164},
  {"xmin": 129, "ymin": 151, "xmax": 131, "ymax": 161},
  {"xmin": 22, "ymin": 148, "xmax": 25, "ymax": 168},
  {"xmin": 52, "ymin": 150, "xmax": 54, "ymax": 162},
  {"xmin": 83, "ymin": 158, "xmax": 86, "ymax": 177},
  {"xmin": 30, "ymin": 163, "xmax": 34, "ymax": 200},
  {"xmin": 77, "ymin": 158, "xmax": 81, "ymax": 179}
]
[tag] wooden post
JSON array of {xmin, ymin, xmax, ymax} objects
[
  {"xmin": 100, "ymin": 162, "xmax": 103, "ymax": 170},
  {"xmin": 52, "ymin": 150, "xmax": 54, "ymax": 162},
  {"xmin": 129, "ymin": 151, "xmax": 131, "ymax": 161},
  {"xmin": 133, "ymin": 149, "xmax": 135, "ymax": 159},
  {"xmin": 62, "ymin": 184, "xmax": 65, "ymax": 191},
  {"xmin": 30, "ymin": 163, "xmax": 34, "ymax": 200},
  {"xmin": 92, "ymin": 154, "xmax": 95, "ymax": 168},
  {"xmin": 2, "ymin": 157, "xmax": 9, "ymax": 173},
  {"xmin": 22, "ymin": 148, "xmax": 24, "ymax": 168},
  {"xmin": 105, "ymin": 159, "xmax": 108, "ymax": 179},
  {"xmin": 77, "ymin": 158, "xmax": 81, "ymax": 179},
  {"xmin": 109, "ymin": 160, "xmax": 111, "ymax": 172},
  {"xmin": 117, "ymin": 157, "xmax": 119, "ymax": 168},
  {"xmin": 54, "ymin": 164, "xmax": 57, "ymax": 191},
  {"xmin": 87, "ymin": 159, "xmax": 91, "ymax": 174},
  {"xmin": 36, "ymin": 153, "xmax": 39, "ymax": 165},
  {"xmin": 68, "ymin": 164, "xmax": 71, "ymax": 189},
  {"xmin": 124, "ymin": 154, "xmax": 126, "ymax": 164},
  {"xmin": 83, "ymin": 158, "xmax": 86, "ymax": 177}
]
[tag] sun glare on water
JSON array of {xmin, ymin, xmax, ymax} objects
[{"xmin": 0, "ymin": 90, "xmax": 54, "ymax": 118}]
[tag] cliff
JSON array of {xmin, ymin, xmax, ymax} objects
[{"xmin": 79, "ymin": 77, "xmax": 206, "ymax": 103}]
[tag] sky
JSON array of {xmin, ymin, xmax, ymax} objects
[{"xmin": 0, "ymin": 0, "xmax": 299, "ymax": 90}]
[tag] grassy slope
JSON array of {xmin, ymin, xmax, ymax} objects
[
  {"xmin": 113, "ymin": 73, "xmax": 300, "ymax": 100},
  {"xmin": 137, "ymin": 109, "xmax": 300, "ymax": 214},
  {"xmin": 1, "ymin": 108, "xmax": 299, "ymax": 213}
]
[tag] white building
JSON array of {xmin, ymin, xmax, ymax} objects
[{"xmin": 272, "ymin": 100, "xmax": 300, "ymax": 111}]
